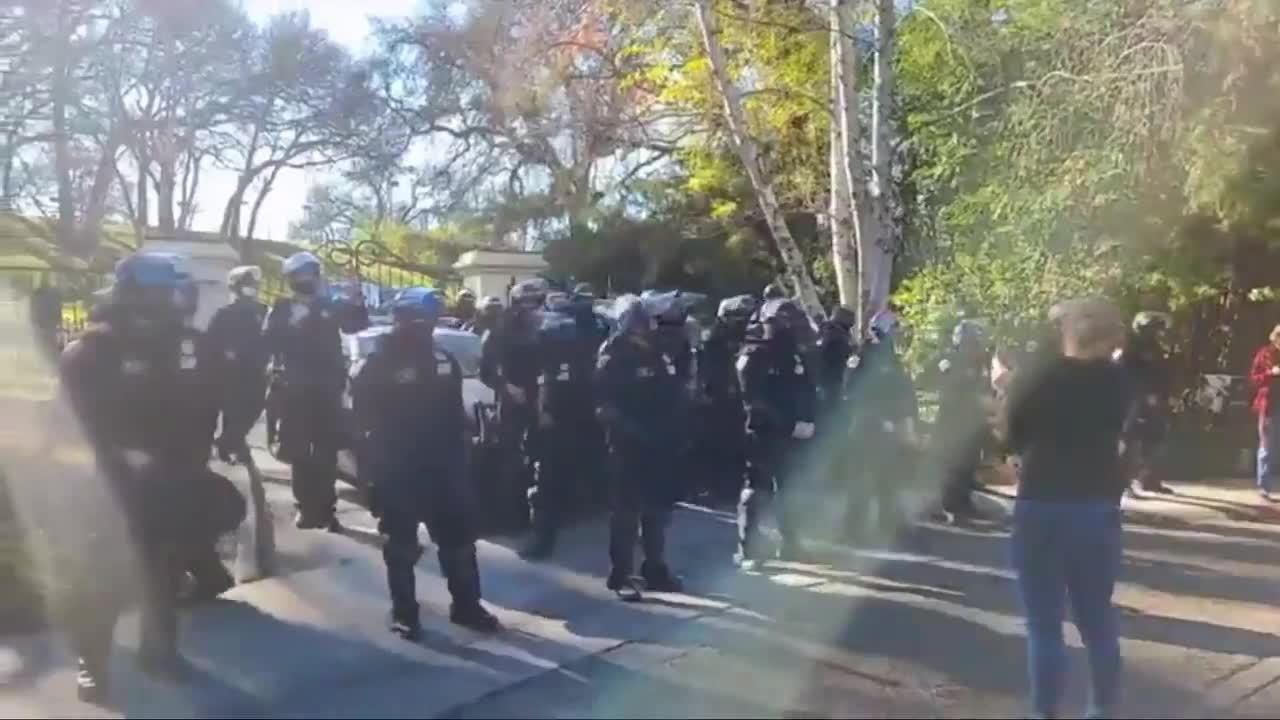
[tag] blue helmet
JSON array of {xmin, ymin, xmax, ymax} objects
[
  {"xmin": 114, "ymin": 251, "xmax": 184, "ymax": 292},
  {"xmin": 390, "ymin": 286, "xmax": 444, "ymax": 325},
  {"xmin": 282, "ymin": 251, "xmax": 322, "ymax": 278}
]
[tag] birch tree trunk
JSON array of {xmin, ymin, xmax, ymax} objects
[
  {"xmin": 692, "ymin": 0, "xmax": 825, "ymax": 320},
  {"xmin": 829, "ymin": 0, "xmax": 867, "ymax": 327},
  {"xmin": 865, "ymin": 0, "xmax": 898, "ymax": 316}
]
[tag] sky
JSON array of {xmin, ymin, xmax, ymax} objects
[{"xmin": 189, "ymin": 0, "xmax": 419, "ymax": 244}]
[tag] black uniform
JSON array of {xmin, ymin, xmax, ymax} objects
[
  {"xmin": 479, "ymin": 307, "xmax": 542, "ymax": 533},
  {"xmin": 527, "ymin": 310, "xmax": 607, "ymax": 554},
  {"xmin": 59, "ymin": 307, "xmax": 240, "ymax": 687},
  {"xmin": 736, "ymin": 334, "xmax": 818, "ymax": 561},
  {"xmin": 353, "ymin": 330, "xmax": 492, "ymax": 632},
  {"xmin": 815, "ymin": 320, "xmax": 855, "ymax": 422},
  {"xmin": 697, "ymin": 322, "xmax": 749, "ymax": 503},
  {"xmin": 206, "ymin": 296, "xmax": 270, "ymax": 460},
  {"xmin": 932, "ymin": 346, "xmax": 992, "ymax": 516},
  {"xmin": 844, "ymin": 340, "xmax": 918, "ymax": 539},
  {"xmin": 1120, "ymin": 334, "xmax": 1171, "ymax": 491},
  {"xmin": 596, "ymin": 332, "xmax": 685, "ymax": 589},
  {"xmin": 264, "ymin": 295, "xmax": 346, "ymax": 527}
]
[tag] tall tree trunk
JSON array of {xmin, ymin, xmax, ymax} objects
[
  {"xmin": 828, "ymin": 0, "xmax": 862, "ymax": 321},
  {"xmin": 134, "ymin": 145, "xmax": 150, "ymax": 240},
  {"xmin": 245, "ymin": 163, "xmax": 285, "ymax": 246},
  {"xmin": 178, "ymin": 150, "xmax": 201, "ymax": 231},
  {"xmin": 692, "ymin": 0, "xmax": 825, "ymax": 320},
  {"xmin": 51, "ymin": 2, "xmax": 75, "ymax": 250},
  {"xmin": 157, "ymin": 158, "xmax": 176, "ymax": 233},
  {"xmin": 865, "ymin": 0, "xmax": 898, "ymax": 316},
  {"xmin": 75, "ymin": 136, "xmax": 123, "ymax": 256}
]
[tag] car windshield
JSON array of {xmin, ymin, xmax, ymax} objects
[{"xmin": 350, "ymin": 329, "xmax": 481, "ymax": 378}]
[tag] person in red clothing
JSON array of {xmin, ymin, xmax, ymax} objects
[{"xmin": 1248, "ymin": 324, "xmax": 1280, "ymax": 501}]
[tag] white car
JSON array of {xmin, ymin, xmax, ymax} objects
[{"xmin": 337, "ymin": 326, "xmax": 498, "ymax": 484}]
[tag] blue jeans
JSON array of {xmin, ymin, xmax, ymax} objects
[
  {"xmin": 1257, "ymin": 416, "xmax": 1280, "ymax": 493},
  {"xmin": 1011, "ymin": 499, "xmax": 1122, "ymax": 719}
]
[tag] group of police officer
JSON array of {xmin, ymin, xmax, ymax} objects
[{"xmin": 55, "ymin": 243, "xmax": 1174, "ymax": 705}]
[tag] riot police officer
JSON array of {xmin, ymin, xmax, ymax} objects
[
  {"xmin": 696, "ymin": 294, "xmax": 757, "ymax": 503},
  {"xmin": 844, "ymin": 309, "xmax": 918, "ymax": 542},
  {"xmin": 454, "ymin": 288, "xmax": 478, "ymax": 326},
  {"xmin": 522, "ymin": 290, "xmax": 606, "ymax": 559},
  {"xmin": 480, "ymin": 278, "xmax": 548, "ymax": 533},
  {"xmin": 933, "ymin": 319, "xmax": 993, "ymax": 522},
  {"xmin": 816, "ymin": 306, "xmax": 857, "ymax": 421},
  {"xmin": 207, "ymin": 266, "xmax": 270, "ymax": 463},
  {"xmin": 265, "ymin": 252, "xmax": 346, "ymax": 531},
  {"xmin": 467, "ymin": 295, "xmax": 503, "ymax": 337},
  {"xmin": 735, "ymin": 297, "xmax": 818, "ymax": 569},
  {"xmin": 59, "ymin": 253, "xmax": 215, "ymax": 700},
  {"xmin": 1121, "ymin": 311, "xmax": 1174, "ymax": 495},
  {"xmin": 353, "ymin": 287, "xmax": 501, "ymax": 638},
  {"xmin": 597, "ymin": 295, "xmax": 687, "ymax": 600}
]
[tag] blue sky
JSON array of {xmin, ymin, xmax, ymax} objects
[{"xmin": 192, "ymin": 0, "xmax": 419, "ymax": 243}]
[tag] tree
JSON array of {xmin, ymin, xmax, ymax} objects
[
  {"xmin": 217, "ymin": 12, "xmax": 366, "ymax": 257},
  {"xmin": 692, "ymin": 0, "xmax": 824, "ymax": 318}
]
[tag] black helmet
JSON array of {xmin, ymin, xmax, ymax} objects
[
  {"xmin": 762, "ymin": 282, "xmax": 786, "ymax": 300},
  {"xmin": 759, "ymin": 297, "xmax": 815, "ymax": 346},
  {"xmin": 952, "ymin": 319, "xmax": 988, "ymax": 348},
  {"xmin": 1132, "ymin": 311, "xmax": 1170, "ymax": 335},
  {"xmin": 641, "ymin": 289, "xmax": 685, "ymax": 326},
  {"xmin": 510, "ymin": 278, "xmax": 549, "ymax": 310},
  {"xmin": 717, "ymin": 294, "xmax": 758, "ymax": 322},
  {"xmin": 828, "ymin": 306, "xmax": 856, "ymax": 331},
  {"xmin": 572, "ymin": 282, "xmax": 595, "ymax": 299},
  {"xmin": 611, "ymin": 294, "xmax": 651, "ymax": 336}
]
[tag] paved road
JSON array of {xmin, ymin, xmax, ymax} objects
[{"xmin": 3, "ymin": 429, "xmax": 1279, "ymax": 719}]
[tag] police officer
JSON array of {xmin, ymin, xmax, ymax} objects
[
  {"xmin": 454, "ymin": 288, "xmax": 478, "ymax": 326},
  {"xmin": 1120, "ymin": 311, "xmax": 1174, "ymax": 495},
  {"xmin": 480, "ymin": 278, "xmax": 548, "ymax": 533},
  {"xmin": 645, "ymin": 290, "xmax": 699, "ymax": 495},
  {"xmin": 207, "ymin": 266, "xmax": 270, "ymax": 463},
  {"xmin": 353, "ymin": 287, "xmax": 501, "ymax": 638},
  {"xmin": 933, "ymin": 319, "xmax": 992, "ymax": 522},
  {"xmin": 696, "ymin": 294, "xmax": 757, "ymax": 503},
  {"xmin": 844, "ymin": 309, "xmax": 918, "ymax": 542},
  {"xmin": 59, "ymin": 253, "xmax": 212, "ymax": 701},
  {"xmin": 467, "ymin": 295, "xmax": 504, "ymax": 337},
  {"xmin": 265, "ymin": 252, "xmax": 346, "ymax": 531},
  {"xmin": 816, "ymin": 306, "xmax": 857, "ymax": 421},
  {"xmin": 597, "ymin": 295, "xmax": 686, "ymax": 600},
  {"xmin": 522, "ymin": 290, "xmax": 605, "ymax": 559},
  {"xmin": 734, "ymin": 297, "xmax": 818, "ymax": 569}
]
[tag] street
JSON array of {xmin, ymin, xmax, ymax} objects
[{"xmin": 3, "ymin": 433, "xmax": 1279, "ymax": 719}]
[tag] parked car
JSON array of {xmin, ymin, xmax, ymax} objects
[{"xmin": 335, "ymin": 325, "xmax": 499, "ymax": 489}]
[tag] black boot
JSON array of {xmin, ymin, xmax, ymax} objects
[
  {"xmin": 76, "ymin": 656, "xmax": 110, "ymax": 705},
  {"xmin": 441, "ymin": 545, "xmax": 501, "ymax": 632},
  {"xmin": 390, "ymin": 602, "xmax": 423, "ymax": 642},
  {"xmin": 640, "ymin": 562, "xmax": 683, "ymax": 593}
]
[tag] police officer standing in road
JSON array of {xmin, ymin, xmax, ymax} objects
[
  {"xmin": 206, "ymin": 266, "xmax": 270, "ymax": 463},
  {"xmin": 1120, "ymin": 311, "xmax": 1175, "ymax": 495},
  {"xmin": 453, "ymin": 288, "xmax": 478, "ymax": 327},
  {"xmin": 696, "ymin": 294, "xmax": 757, "ymax": 503},
  {"xmin": 353, "ymin": 287, "xmax": 501, "ymax": 638},
  {"xmin": 596, "ymin": 295, "xmax": 687, "ymax": 600},
  {"xmin": 844, "ymin": 310, "xmax": 918, "ymax": 541},
  {"xmin": 735, "ymin": 297, "xmax": 818, "ymax": 569},
  {"xmin": 522, "ymin": 288, "xmax": 608, "ymax": 559},
  {"xmin": 59, "ymin": 253, "xmax": 215, "ymax": 701},
  {"xmin": 480, "ymin": 279, "xmax": 548, "ymax": 533},
  {"xmin": 816, "ymin": 307, "xmax": 857, "ymax": 422},
  {"xmin": 467, "ymin": 295, "xmax": 504, "ymax": 337},
  {"xmin": 265, "ymin": 252, "xmax": 346, "ymax": 532},
  {"xmin": 933, "ymin": 319, "xmax": 993, "ymax": 523}
]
